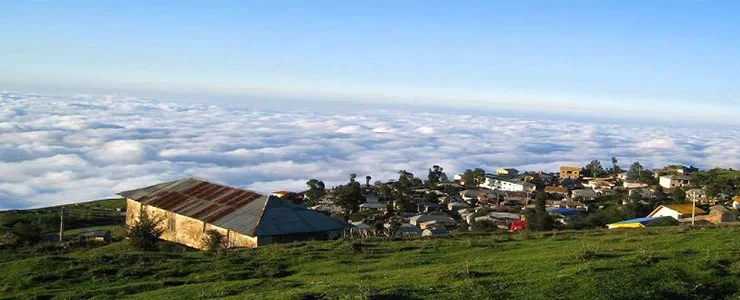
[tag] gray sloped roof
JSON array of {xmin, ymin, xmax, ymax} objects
[
  {"xmin": 254, "ymin": 197, "xmax": 351, "ymax": 237},
  {"xmin": 119, "ymin": 177, "xmax": 349, "ymax": 237}
]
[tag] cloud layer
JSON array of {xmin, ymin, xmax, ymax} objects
[{"xmin": 1, "ymin": 91, "xmax": 739, "ymax": 209}]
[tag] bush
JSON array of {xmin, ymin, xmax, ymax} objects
[
  {"xmin": 11, "ymin": 222, "xmax": 42, "ymax": 245},
  {"xmin": 126, "ymin": 209, "xmax": 164, "ymax": 251},
  {"xmin": 0, "ymin": 230, "xmax": 20, "ymax": 248},
  {"xmin": 471, "ymin": 220, "xmax": 498, "ymax": 232},
  {"xmin": 202, "ymin": 229, "xmax": 226, "ymax": 253},
  {"xmin": 576, "ymin": 244, "xmax": 600, "ymax": 262}
]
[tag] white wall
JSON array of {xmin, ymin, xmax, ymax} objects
[{"xmin": 650, "ymin": 207, "xmax": 680, "ymax": 220}]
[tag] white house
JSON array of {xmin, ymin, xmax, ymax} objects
[
  {"xmin": 659, "ymin": 175, "xmax": 691, "ymax": 189},
  {"xmin": 480, "ymin": 175, "xmax": 535, "ymax": 192},
  {"xmin": 648, "ymin": 204, "xmax": 707, "ymax": 221}
]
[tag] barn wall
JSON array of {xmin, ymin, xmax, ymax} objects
[{"xmin": 126, "ymin": 198, "xmax": 258, "ymax": 249}]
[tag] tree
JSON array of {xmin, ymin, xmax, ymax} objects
[
  {"xmin": 611, "ymin": 157, "xmax": 623, "ymax": 175},
  {"xmin": 335, "ymin": 174, "xmax": 366, "ymax": 213},
  {"xmin": 375, "ymin": 182, "xmax": 392, "ymax": 199},
  {"xmin": 202, "ymin": 229, "xmax": 226, "ymax": 253},
  {"xmin": 423, "ymin": 192, "xmax": 439, "ymax": 203},
  {"xmin": 627, "ymin": 162, "xmax": 644, "ymax": 180},
  {"xmin": 522, "ymin": 191, "xmax": 555, "ymax": 231},
  {"xmin": 461, "ymin": 168, "xmax": 486, "ymax": 187},
  {"xmin": 584, "ymin": 160, "xmax": 606, "ymax": 178},
  {"xmin": 671, "ymin": 188, "xmax": 687, "ymax": 203},
  {"xmin": 535, "ymin": 190, "xmax": 549, "ymax": 205},
  {"xmin": 654, "ymin": 186, "xmax": 668, "ymax": 205},
  {"xmin": 398, "ymin": 170, "xmax": 415, "ymax": 189},
  {"xmin": 280, "ymin": 192, "xmax": 304, "ymax": 206},
  {"xmin": 530, "ymin": 174, "xmax": 546, "ymax": 191},
  {"xmin": 11, "ymin": 221, "xmax": 41, "ymax": 245},
  {"xmin": 426, "ymin": 165, "xmax": 448, "ymax": 187},
  {"xmin": 127, "ymin": 209, "xmax": 164, "ymax": 251},
  {"xmin": 305, "ymin": 179, "xmax": 326, "ymax": 204}
]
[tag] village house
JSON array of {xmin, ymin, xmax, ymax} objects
[
  {"xmin": 584, "ymin": 179, "xmax": 614, "ymax": 190},
  {"xmin": 359, "ymin": 202, "xmax": 387, "ymax": 212},
  {"xmin": 571, "ymin": 189, "xmax": 598, "ymax": 200},
  {"xmin": 474, "ymin": 212, "xmax": 521, "ymax": 229},
  {"xmin": 120, "ymin": 177, "xmax": 350, "ymax": 249},
  {"xmin": 78, "ymin": 230, "xmax": 112, "ymax": 243},
  {"xmin": 504, "ymin": 191, "xmax": 532, "ymax": 205},
  {"xmin": 408, "ymin": 214, "xmax": 456, "ymax": 227},
  {"xmin": 544, "ymin": 186, "xmax": 568, "ymax": 198},
  {"xmin": 698, "ymin": 205, "xmax": 738, "ymax": 223},
  {"xmin": 659, "ymin": 175, "xmax": 692, "ymax": 189},
  {"xmin": 559, "ymin": 166, "xmax": 581, "ymax": 179},
  {"xmin": 480, "ymin": 175, "xmax": 536, "ymax": 192},
  {"xmin": 647, "ymin": 203, "xmax": 707, "ymax": 222}
]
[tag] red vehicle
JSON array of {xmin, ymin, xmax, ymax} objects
[{"xmin": 509, "ymin": 220, "xmax": 527, "ymax": 232}]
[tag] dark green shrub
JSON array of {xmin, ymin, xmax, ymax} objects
[
  {"xmin": 202, "ymin": 229, "xmax": 226, "ymax": 253},
  {"xmin": 126, "ymin": 209, "xmax": 164, "ymax": 251}
]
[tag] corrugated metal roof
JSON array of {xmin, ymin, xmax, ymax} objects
[{"xmin": 119, "ymin": 177, "xmax": 349, "ymax": 237}]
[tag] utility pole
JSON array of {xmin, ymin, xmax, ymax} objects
[
  {"xmin": 691, "ymin": 196, "xmax": 696, "ymax": 226},
  {"xmin": 59, "ymin": 207, "xmax": 65, "ymax": 242}
]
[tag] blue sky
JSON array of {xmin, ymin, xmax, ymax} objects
[{"xmin": 1, "ymin": 1, "xmax": 739, "ymax": 123}]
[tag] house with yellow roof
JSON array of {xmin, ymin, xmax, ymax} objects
[{"xmin": 647, "ymin": 203, "xmax": 707, "ymax": 221}]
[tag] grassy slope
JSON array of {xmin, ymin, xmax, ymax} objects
[
  {"xmin": 0, "ymin": 198, "xmax": 126, "ymax": 233},
  {"xmin": 2, "ymin": 226, "xmax": 740, "ymax": 300}
]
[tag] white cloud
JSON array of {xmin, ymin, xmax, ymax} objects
[
  {"xmin": 88, "ymin": 140, "xmax": 157, "ymax": 164},
  {"xmin": 1, "ymin": 90, "xmax": 739, "ymax": 209},
  {"xmin": 415, "ymin": 126, "xmax": 435, "ymax": 135}
]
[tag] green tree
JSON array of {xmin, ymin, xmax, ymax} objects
[
  {"xmin": 627, "ymin": 162, "xmax": 644, "ymax": 180},
  {"xmin": 336, "ymin": 175, "xmax": 366, "ymax": 213},
  {"xmin": 461, "ymin": 168, "xmax": 486, "ymax": 187},
  {"xmin": 11, "ymin": 221, "xmax": 42, "ymax": 245},
  {"xmin": 671, "ymin": 188, "xmax": 687, "ymax": 203},
  {"xmin": 126, "ymin": 209, "xmax": 164, "ymax": 251},
  {"xmin": 611, "ymin": 157, "xmax": 623, "ymax": 175},
  {"xmin": 654, "ymin": 186, "xmax": 668, "ymax": 205},
  {"xmin": 584, "ymin": 160, "xmax": 606, "ymax": 178},
  {"xmin": 426, "ymin": 165, "xmax": 446, "ymax": 187},
  {"xmin": 305, "ymin": 179, "xmax": 326, "ymax": 204},
  {"xmin": 202, "ymin": 229, "xmax": 226, "ymax": 253},
  {"xmin": 375, "ymin": 182, "xmax": 392, "ymax": 199},
  {"xmin": 398, "ymin": 170, "xmax": 415, "ymax": 189}
]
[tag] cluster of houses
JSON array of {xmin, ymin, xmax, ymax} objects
[{"xmin": 116, "ymin": 163, "xmax": 740, "ymax": 249}]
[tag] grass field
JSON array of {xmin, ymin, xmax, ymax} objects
[{"xmin": 2, "ymin": 225, "xmax": 740, "ymax": 299}]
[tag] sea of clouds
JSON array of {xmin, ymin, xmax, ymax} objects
[{"xmin": 1, "ymin": 91, "xmax": 739, "ymax": 209}]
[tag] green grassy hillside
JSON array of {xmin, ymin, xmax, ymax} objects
[
  {"xmin": 0, "ymin": 198, "xmax": 126, "ymax": 235},
  {"xmin": 2, "ymin": 225, "xmax": 740, "ymax": 299}
]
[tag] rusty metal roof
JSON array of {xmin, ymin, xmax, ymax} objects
[{"xmin": 118, "ymin": 177, "xmax": 349, "ymax": 237}]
